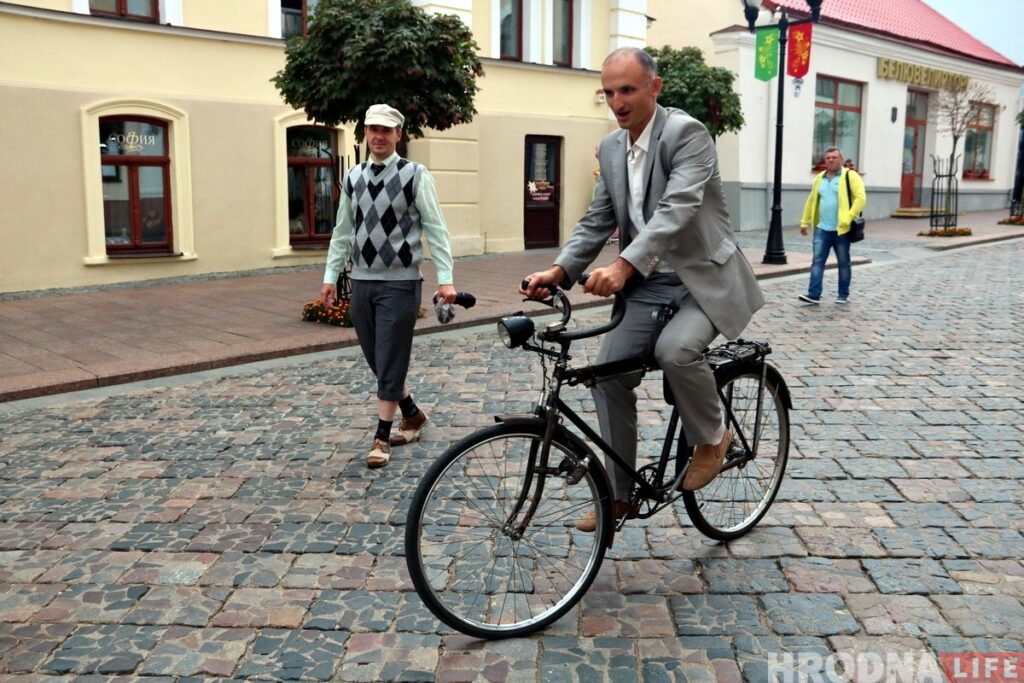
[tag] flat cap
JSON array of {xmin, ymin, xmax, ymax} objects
[{"xmin": 364, "ymin": 103, "xmax": 405, "ymax": 129}]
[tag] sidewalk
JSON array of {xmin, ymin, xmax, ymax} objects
[{"xmin": 1, "ymin": 210, "xmax": 1020, "ymax": 402}]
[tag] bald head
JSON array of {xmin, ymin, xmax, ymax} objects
[{"xmin": 604, "ymin": 47, "xmax": 659, "ymax": 80}]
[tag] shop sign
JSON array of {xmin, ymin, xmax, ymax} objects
[
  {"xmin": 528, "ymin": 180, "xmax": 553, "ymax": 202},
  {"xmin": 877, "ymin": 57, "xmax": 968, "ymax": 91}
]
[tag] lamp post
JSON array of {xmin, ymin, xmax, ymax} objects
[{"xmin": 741, "ymin": 0, "xmax": 822, "ymax": 264}]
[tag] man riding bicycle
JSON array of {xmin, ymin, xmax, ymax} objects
[{"xmin": 523, "ymin": 47, "xmax": 764, "ymax": 532}]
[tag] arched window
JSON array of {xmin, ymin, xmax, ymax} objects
[
  {"xmin": 287, "ymin": 126, "xmax": 339, "ymax": 246},
  {"xmin": 99, "ymin": 117, "xmax": 174, "ymax": 255}
]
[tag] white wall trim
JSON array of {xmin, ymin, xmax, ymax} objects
[
  {"xmin": 525, "ymin": 0, "xmax": 542, "ymax": 63},
  {"xmin": 80, "ymin": 98, "xmax": 196, "ymax": 266},
  {"xmin": 268, "ymin": 0, "xmax": 282, "ymax": 39},
  {"xmin": 577, "ymin": 0, "xmax": 591, "ymax": 69},
  {"xmin": 161, "ymin": 0, "xmax": 183, "ymax": 25},
  {"xmin": 71, "ymin": 0, "xmax": 88, "ymax": 14}
]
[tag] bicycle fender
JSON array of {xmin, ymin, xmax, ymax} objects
[
  {"xmin": 493, "ymin": 415, "xmax": 597, "ymax": 460},
  {"xmin": 715, "ymin": 361, "xmax": 793, "ymax": 410}
]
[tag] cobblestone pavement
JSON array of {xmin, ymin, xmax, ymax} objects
[{"xmin": 0, "ymin": 240, "xmax": 1022, "ymax": 681}]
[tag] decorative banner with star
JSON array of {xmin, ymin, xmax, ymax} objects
[
  {"xmin": 755, "ymin": 28, "xmax": 779, "ymax": 81},
  {"xmin": 787, "ymin": 23, "xmax": 812, "ymax": 78}
]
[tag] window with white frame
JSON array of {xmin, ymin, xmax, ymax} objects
[{"xmin": 963, "ymin": 103, "xmax": 995, "ymax": 180}]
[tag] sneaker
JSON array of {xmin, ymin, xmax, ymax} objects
[
  {"xmin": 798, "ymin": 294, "xmax": 821, "ymax": 304},
  {"xmin": 389, "ymin": 410, "xmax": 428, "ymax": 446},
  {"xmin": 682, "ymin": 430, "xmax": 732, "ymax": 491},
  {"xmin": 575, "ymin": 500, "xmax": 636, "ymax": 532},
  {"xmin": 366, "ymin": 439, "xmax": 392, "ymax": 468},
  {"xmin": 835, "ymin": 296, "xmax": 850, "ymax": 304}
]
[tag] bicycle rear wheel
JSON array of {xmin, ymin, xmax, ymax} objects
[
  {"xmin": 404, "ymin": 423, "xmax": 611, "ymax": 639},
  {"xmin": 683, "ymin": 363, "xmax": 789, "ymax": 540}
]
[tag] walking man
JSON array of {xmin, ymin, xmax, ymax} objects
[
  {"xmin": 799, "ymin": 146, "xmax": 866, "ymax": 304},
  {"xmin": 522, "ymin": 47, "xmax": 764, "ymax": 531},
  {"xmin": 320, "ymin": 104, "xmax": 456, "ymax": 468}
]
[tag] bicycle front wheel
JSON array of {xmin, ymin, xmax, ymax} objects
[
  {"xmin": 404, "ymin": 423, "xmax": 611, "ymax": 639},
  {"xmin": 683, "ymin": 363, "xmax": 790, "ymax": 540}
]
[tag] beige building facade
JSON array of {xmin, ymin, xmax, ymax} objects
[{"xmin": 0, "ymin": 0, "xmax": 651, "ymax": 294}]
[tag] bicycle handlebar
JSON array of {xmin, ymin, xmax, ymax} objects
[{"xmin": 520, "ymin": 273, "xmax": 629, "ymax": 344}]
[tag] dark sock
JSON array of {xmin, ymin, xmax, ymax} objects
[
  {"xmin": 398, "ymin": 395, "xmax": 419, "ymax": 419},
  {"xmin": 375, "ymin": 419, "xmax": 392, "ymax": 442}
]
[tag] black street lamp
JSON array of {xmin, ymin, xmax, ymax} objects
[{"xmin": 740, "ymin": 0, "xmax": 823, "ymax": 264}]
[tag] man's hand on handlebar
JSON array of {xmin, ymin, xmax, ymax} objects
[
  {"xmin": 583, "ymin": 257, "xmax": 636, "ymax": 298},
  {"xmin": 521, "ymin": 265, "xmax": 567, "ymax": 299}
]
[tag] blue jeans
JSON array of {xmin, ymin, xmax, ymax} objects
[{"xmin": 807, "ymin": 229, "xmax": 851, "ymax": 300}]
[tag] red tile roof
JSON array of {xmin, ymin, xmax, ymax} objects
[{"xmin": 763, "ymin": 0, "xmax": 1019, "ymax": 68}]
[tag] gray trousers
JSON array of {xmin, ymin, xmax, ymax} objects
[
  {"xmin": 593, "ymin": 276, "xmax": 722, "ymax": 500},
  {"xmin": 350, "ymin": 279, "xmax": 422, "ymax": 402}
]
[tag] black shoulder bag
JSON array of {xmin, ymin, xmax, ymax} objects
[{"xmin": 845, "ymin": 172, "xmax": 865, "ymax": 243}]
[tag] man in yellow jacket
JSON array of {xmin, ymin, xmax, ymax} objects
[{"xmin": 799, "ymin": 147, "xmax": 866, "ymax": 304}]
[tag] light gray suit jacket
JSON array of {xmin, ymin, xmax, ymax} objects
[{"xmin": 554, "ymin": 105, "xmax": 764, "ymax": 340}]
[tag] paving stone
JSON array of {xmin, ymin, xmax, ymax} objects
[
  {"xmin": 281, "ymin": 553, "xmax": 373, "ymax": 590},
  {"xmin": 872, "ymin": 527, "xmax": 967, "ymax": 559},
  {"xmin": 615, "ymin": 559, "xmax": 703, "ymax": 595},
  {"xmin": 780, "ymin": 557, "xmax": 875, "ymax": 594},
  {"xmin": 732, "ymin": 634, "xmax": 831, "ymax": 683},
  {"xmin": 35, "ymin": 551, "xmax": 142, "ymax": 585},
  {"xmin": 578, "ymin": 592, "xmax": 674, "ymax": 637},
  {"xmin": 0, "ymin": 551, "xmax": 66, "ymax": 583},
  {"xmin": 942, "ymin": 559, "xmax": 1024, "ymax": 597},
  {"xmin": 760, "ymin": 593, "xmax": 860, "ymax": 636},
  {"xmin": 0, "ymin": 585, "xmax": 64, "ymax": 622},
  {"xmin": 955, "ymin": 502, "xmax": 1024, "ymax": 529},
  {"xmin": 845, "ymin": 594, "xmax": 955, "ymax": 637},
  {"xmin": 0, "ymin": 523, "xmax": 63, "ymax": 551},
  {"xmin": 42, "ymin": 624, "xmax": 165, "ymax": 675},
  {"xmin": 700, "ymin": 559, "xmax": 788, "ymax": 594},
  {"xmin": 727, "ymin": 526, "xmax": 807, "ymax": 559},
  {"xmin": 235, "ymin": 628, "xmax": 347, "ymax": 681},
  {"xmin": 947, "ymin": 528, "xmax": 1024, "ymax": 559},
  {"xmin": 669, "ymin": 595, "xmax": 768, "ymax": 636},
  {"xmin": 880, "ymin": 502, "xmax": 969, "ymax": 528},
  {"xmin": 795, "ymin": 526, "xmax": 887, "ymax": 558},
  {"xmin": 197, "ymin": 551, "xmax": 294, "ymax": 588},
  {"xmin": 262, "ymin": 522, "xmax": 348, "ymax": 554},
  {"xmin": 0, "ymin": 623, "xmax": 75, "ymax": 674},
  {"xmin": 539, "ymin": 636, "xmax": 635, "ymax": 682},
  {"xmin": 116, "ymin": 552, "xmax": 218, "ymax": 585},
  {"xmin": 437, "ymin": 635, "xmax": 538, "ymax": 682},
  {"xmin": 826, "ymin": 635, "xmax": 945, "ymax": 682},
  {"xmin": 862, "ymin": 559, "xmax": 961, "ymax": 595},
  {"xmin": 137, "ymin": 625, "xmax": 254, "ymax": 677},
  {"xmin": 303, "ymin": 589, "xmax": 400, "ymax": 631},
  {"xmin": 811, "ymin": 502, "xmax": 895, "ymax": 528},
  {"xmin": 31, "ymin": 583, "xmax": 149, "ymax": 624},
  {"xmin": 890, "ymin": 478, "xmax": 971, "ymax": 503},
  {"xmin": 336, "ymin": 632, "xmax": 437, "ymax": 682},
  {"xmin": 931, "ymin": 595, "xmax": 1024, "ymax": 637},
  {"xmin": 211, "ymin": 588, "xmax": 316, "ymax": 629},
  {"xmin": 364, "ymin": 555, "xmax": 414, "ymax": 592},
  {"xmin": 761, "ymin": 502, "xmax": 823, "ymax": 527},
  {"xmin": 121, "ymin": 586, "xmax": 231, "ymax": 626},
  {"xmin": 186, "ymin": 523, "xmax": 275, "ymax": 553},
  {"xmin": 108, "ymin": 523, "xmax": 203, "ymax": 552}
]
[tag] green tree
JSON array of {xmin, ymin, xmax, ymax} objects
[
  {"xmin": 272, "ymin": 0, "xmax": 483, "ymax": 141},
  {"xmin": 644, "ymin": 45, "xmax": 744, "ymax": 140}
]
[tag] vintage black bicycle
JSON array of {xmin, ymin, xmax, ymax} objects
[{"xmin": 404, "ymin": 277, "xmax": 792, "ymax": 639}]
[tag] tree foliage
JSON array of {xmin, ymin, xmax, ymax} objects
[
  {"xmin": 644, "ymin": 45, "xmax": 744, "ymax": 140},
  {"xmin": 272, "ymin": 0, "xmax": 484, "ymax": 140}
]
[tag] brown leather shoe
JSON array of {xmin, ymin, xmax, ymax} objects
[
  {"xmin": 366, "ymin": 438, "xmax": 392, "ymax": 468},
  {"xmin": 389, "ymin": 411, "xmax": 428, "ymax": 446},
  {"xmin": 682, "ymin": 429, "xmax": 732, "ymax": 491},
  {"xmin": 575, "ymin": 500, "xmax": 635, "ymax": 533}
]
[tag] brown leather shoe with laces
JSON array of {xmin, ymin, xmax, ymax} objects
[
  {"xmin": 682, "ymin": 429, "xmax": 732, "ymax": 491},
  {"xmin": 389, "ymin": 411, "xmax": 428, "ymax": 446},
  {"xmin": 575, "ymin": 500, "xmax": 635, "ymax": 532},
  {"xmin": 366, "ymin": 438, "xmax": 392, "ymax": 468}
]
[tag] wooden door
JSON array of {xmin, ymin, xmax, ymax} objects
[
  {"xmin": 523, "ymin": 136, "xmax": 561, "ymax": 248},
  {"xmin": 901, "ymin": 91, "xmax": 928, "ymax": 208}
]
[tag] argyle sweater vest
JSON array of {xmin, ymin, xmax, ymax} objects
[{"xmin": 343, "ymin": 158, "xmax": 425, "ymax": 281}]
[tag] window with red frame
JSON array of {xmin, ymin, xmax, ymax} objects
[
  {"xmin": 89, "ymin": 0, "xmax": 157, "ymax": 21},
  {"xmin": 282, "ymin": 0, "xmax": 320, "ymax": 39},
  {"xmin": 287, "ymin": 127, "xmax": 339, "ymax": 247},
  {"xmin": 500, "ymin": 0, "xmax": 523, "ymax": 61},
  {"xmin": 963, "ymin": 103, "xmax": 995, "ymax": 180},
  {"xmin": 553, "ymin": 0, "xmax": 573, "ymax": 67},
  {"xmin": 812, "ymin": 76, "xmax": 863, "ymax": 170},
  {"xmin": 99, "ymin": 117, "xmax": 174, "ymax": 255}
]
